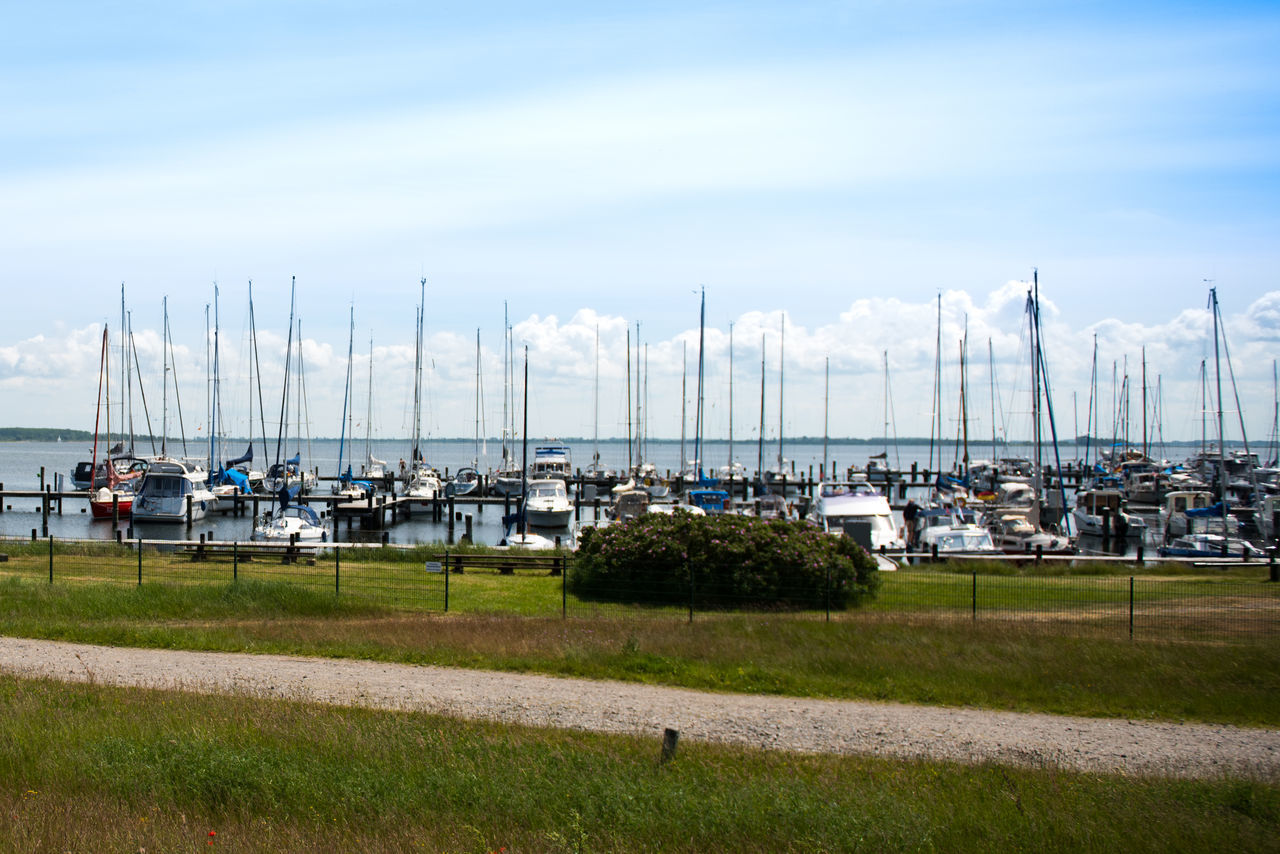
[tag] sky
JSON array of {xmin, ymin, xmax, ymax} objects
[{"xmin": 0, "ymin": 1, "xmax": 1277, "ymax": 451}]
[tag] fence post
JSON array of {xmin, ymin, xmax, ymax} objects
[
  {"xmin": 562, "ymin": 555, "xmax": 567, "ymax": 619},
  {"xmin": 232, "ymin": 541, "xmax": 238, "ymax": 583},
  {"xmin": 444, "ymin": 550, "xmax": 450, "ymax": 613},
  {"xmin": 335, "ymin": 545, "xmax": 340, "ymax": 597},
  {"xmin": 686, "ymin": 558, "xmax": 696, "ymax": 624},
  {"xmin": 48, "ymin": 535, "xmax": 53, "ymax": 584},
  {"xmin": 971, "ymin": 571, "xmax": 977, "ymax": 621},
  {"xmin": 1270, "ymin": 548, "xmax": 1278, "ymax": 583},
  {"xmin": 1129, "ymin": 576, "xmax": 1135, "ymax": 640},
  {"xmin": 137, "ymin": 537, "xmax": 143, "ymax": 585},
  {"xmin": 825, "ymin": 564, "xmax": 831, "ymax": 622}
]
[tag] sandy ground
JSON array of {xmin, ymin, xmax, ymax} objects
[{"xmin": 1, "ymin": 636, "xmax": 1276, "ymax": 781}]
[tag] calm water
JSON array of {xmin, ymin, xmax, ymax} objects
[{"xmin": 0, "ymin": 438, "xmax": 1220, "ymax": 549}]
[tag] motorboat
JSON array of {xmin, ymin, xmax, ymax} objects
[
  {"xmin": 446, "ymin": 467, "xmax": 481, "ymax": 497},
  {"xmin": 524, "ymin": 478, "xmax": 573, "ymax": 527},
  {"xmin": 253, "ymin": 495, "xmax": 330, "ymax": 542},
  {"xmin": 1158, "ymin": 533, "xmax": 1263, "ymax": 559},
  {"xmin": 1160, "ymin": 490, "xmax": 1238, "ymax": 538},
  {"xmin": 988, "ymin": 513, "xmax": 1074, "ymax": 555},
  {"xmin": 806, "ymin": 480, "xmax": 904, "ymax": 551},
  {"xmin": 531, "ymin": 445, "xmax": 573, "ymax": 481},
  {"xmin": 685, "ymin": 488, "xmax": 733, "ymax": 515},
  {"xmin": 913, "ymin": 505, "xmax": 1001, "ymax": 555},
  {"xmin": 403, "ymin": 464, "xmax": 443, "ymax": 500},
  {"xmin": 132, "ymin": 458, "xmax": 218, "ymax": 523},
  {"xmin": 1072, "ymin": 487, "xmax": 1147, "ymax": 538}
]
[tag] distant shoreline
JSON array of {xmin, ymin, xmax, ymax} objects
[{"xmin": 0, "ymin": 428, "xmax": 1252, "ymax": 449}]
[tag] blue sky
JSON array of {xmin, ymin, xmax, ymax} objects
[{"xmin": 0, "ymin": 1, "xmax": 1277, "ymax": 447}]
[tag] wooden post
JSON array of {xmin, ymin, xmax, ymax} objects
[
  {"xmin": 185, "ymin": 493, "xmax": 193, "ymax": 528},
  {"xmin": 661, "ymin": 728, "xmax": 679, "ymax": 763}
]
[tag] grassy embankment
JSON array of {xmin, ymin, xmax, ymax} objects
[
  {"xmin": 0, "ymin": 540, "xmax": 1275, "ymax": 726},
  {"xmin": 1, "ymin": 674, "xmax": 1277, "ymax": 853},
  {"xmin": 0, "ymin": 544, "xmax": 1277, "ymax": 850}
]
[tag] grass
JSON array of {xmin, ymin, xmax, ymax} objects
[
  {"xmin": 0, "ymin": 574, "xmax": 1277, "ymax": 726},
  {"xmin": 1, "ymin": 675, "xmax": 1277, "ymax": 853}
]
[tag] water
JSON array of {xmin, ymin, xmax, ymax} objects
[{"xmin": 0, "ymin": 438, "xmax": 1238, "ymax": 550}]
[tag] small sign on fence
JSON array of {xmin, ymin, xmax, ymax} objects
[{"xmin": 424, "ymin": 561, "xmax": 443, "ymax": 573}]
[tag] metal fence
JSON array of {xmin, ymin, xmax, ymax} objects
[{"xmin": 1, "ymin": 537, "xmax": 1278, "ymax": 641}]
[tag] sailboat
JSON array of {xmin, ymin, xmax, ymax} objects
[
  {"xmin": 89, "ymin": 327, "xmax": 136, "ymax": 519},
  {"xmin": 403, "ymin": 279, "xmax": 442, "ymax": 500},
  {"xmin": 502, "ymin": 346, "xmax": 555, "ymax": 548},
  {"xmin": 362, "ymin": 336, "xmax": 388, "ymax": 482},
  {"xmin": 133, "ymin": 298, "xmax": 218, "ymax": 524},
  {"xmin": 332, "ymin": 307, "xmax": 373, "ymax": 500},
  {"xmin": 255, "ymin": 278, "xmax": 329, "ymax": 541},
  {"xmin": 447, "ymin": 329, "xmax": 484, "ymax": 497},
  {"xmin": 492, "ymin": 303, "xmax": 524, "ymax": 497}
]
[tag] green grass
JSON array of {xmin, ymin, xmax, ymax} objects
[
  {"xmin": 1, "ymin": 675, "xmax": 1277, "ymax": 853},
  {"xmin": 0, "ymin": 575, "xmax": 1277, "ymax": 726}
]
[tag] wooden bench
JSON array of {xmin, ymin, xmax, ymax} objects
[
  {"xmin": 439, "ymin": 553, "xmax": 566, "ymax": 576},
  {"xmin": 177, "ymin": 543, "xmax": 318, "ymax": 565}
]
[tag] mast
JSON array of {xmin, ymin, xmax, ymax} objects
[
  {"xmin": 757, "ymin": 334, "xmax": 766, "ymax": 483},
  {"xmin": 727, "ymin": 322, "xmax": 735, "ymax": 472},
  {"xmin": 694, "ymin": 287, "xmax": 705, "ymax": 480},
  {"xmin": 1141, "ymin": 347, "xmax": 1149, "ymax": 459},
  {"xmin": 365, "ymin": 335, "xmax": 375, "ymax": 469},
  {"xmin": 161, "ymin": 296, "xmax": 169, "ymax": 457},
  {"xmin": 336, "ymin": 306, "xmax": 354, "ymax": 480},
  {"xmin": 1029, "ymin": 273, "xmax": 1043, "ymax": 504},
  {"xmin": 625, "ymin": 325, "xmax": 632, "ymax": 473},
  {"xmin": 635, "ymin": 323, "xmax": 642, "ymax": 468},
  {"xmin": 591, "ymin": 324, "xmax": 599, "ymax": 471},
  {"xmin": 777, "ymin": 313, "xmax": 785, "ymax": 474},
  {"xmin": 274, "ymin": 278, "xmax": 296, "ymax": 472},
  {"xmin": 475, "ymin": 328, "xmax": 483, "ymax": 469},
  {"xmin": 501, "ymin": 301, "xmax": 510, "ymax": 471},
  {"xmin": 929, "ymin": 293, "xmax": 942, "ymax": 474},
  {"xmin": 1209, "ymin": 287, "xmax": 1227, "ymax": 532},
  {"xmin": 92, "ymin": 328, "xmax": 107, "ymax": 491},
  {"xmin": 988, "ymin": 339, "xmax": 997, "ymax": 463},
  {"xmin": 822, "ymin": 356, "xmax": 829, "ymax": 480},
  {"xmin": 1084, "ymin": 334, "xmax": 1097, "ymax": 473},
  {"xmin": 520, "ymin": 345, "xmax": 529, "ymax": 535}
]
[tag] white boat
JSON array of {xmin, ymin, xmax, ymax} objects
[
  {"xmin": 1158, "ymin": 533, "xmax": 1263, "ymax": 559},
  {"xmin": 806, "ymin": 480, "xmax": 904, "ymax": 551},
  {"xmin": 531, "ymin": 444, "xmax": 573, "ymax": 481},
  {"xmin": 913, "ymin": 506, "xmax": 1001, "ymax": 555},
  {"xmin": 132, "ymin": 459, "xmax": 218, "ymax": 523},
  {"xmin": 1072, "ymin": 487, "xmax": 1147, "ymax": 538},
  {"xmin": 499, "ymin": 531, "xmax": 557, "ymax": 549},
  {"xmin": 1159, "ymin": 490, "xmax": 1238, "ymax": 538},
  {"xmin": 524, "ymin": 478, "xmax": 573, "ymax": 527},
  {"xmin": 253, "ymin": 501, "xmax": 330, "ymax": 542},
  {"xmin": 404, "ymin": 465, "xmax": 442, "ymax": 499}
]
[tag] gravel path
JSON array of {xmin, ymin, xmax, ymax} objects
[{"xmin": 1, "ymin": 636, "xmax": 1277, "ymax": 781}]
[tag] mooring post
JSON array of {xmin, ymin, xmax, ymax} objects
[{"xmin": 661, "ymin": 728, "xmax": 679, "ymax": 763}]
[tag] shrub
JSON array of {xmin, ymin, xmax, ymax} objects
[{"xmin": 570, "ymin": 513, "xmax": 879, "ymax": 609}]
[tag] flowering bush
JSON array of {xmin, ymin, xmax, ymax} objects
[{"xmin": 571, "ymin": 512, "xmax": 878, "ymax": 609}]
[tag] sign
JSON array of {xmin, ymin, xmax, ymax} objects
[{"xmin": 424, "ymin": 561, "xmax": 443, "ymax": 573}]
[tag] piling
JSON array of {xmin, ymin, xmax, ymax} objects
[{"xmin": 464, "ymin": 514, "xmax": 473, "ymax": 543}]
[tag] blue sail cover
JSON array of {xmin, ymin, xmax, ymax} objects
[
  {"xmin": 216, "ymin": 468, "xmax": 251, "ymax": 494},
  {"xmin": 1185, "ymin": 502, "xmax": 1229, "ymax": 518},
  {"xmin": 224, "ymin": 445, "xmax": 253, "ymax": 468}
]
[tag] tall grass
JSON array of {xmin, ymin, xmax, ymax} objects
[{"xmin": 1, "ymin": 675, "xmax": 1276, "ymax": 853}]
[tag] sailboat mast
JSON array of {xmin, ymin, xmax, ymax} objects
[
  {"xmin": 822, "ymin": 356, "xmax": 829, "ymax": 480},
  {"xmin": 475, "ymin": 328, "xmax": 483, "ymax": 468},
  {"xmin": 777, "ymin": 314, "xmax": 785, "ymax": 474},
  {"xmin": 161, "ymin": 296, "xmax": 169, "ymax": 457},
  {"xmin": 988, "ymin": 339, "xmax": 997, "ymax": 463},
  {"xmin": 1209, "ymin": 287, "xmax": 1227, "ymax": 530},
  {"xmin": 1141, "ymin": 347, "xmax": 1149, "ymax": 458},
  {"xmin": 591, "ymin": 325, "xmax": 599, "ymax": 470},
  {"xmin": 365, "ymin": 336, "xmax": 375, "ymax": 468},
  {"xmin": 337, "ymin": 306, "xmax": 354, "ymax": 478},
  {"xmin": 727, "ymin": 322, "xmax": 734, "ymax": 471},
  {"xmin": 694, "ymin": 287, "xmax": 705, "ymax": 479},
  {"xmin": 93, "ymin": 328, "xmax": 106, "ymax": 488},
  {"xmin": 636, "ymin": 324, "xmax": 643, "ymax": 467},
  {"xmin": 757, "ymin": 335, "xmax": 766, "ymax": 482},
  {"xmin": 1030, "ymin": 273, "xmax": 1043, "ymax": 500},
  {"xmin": 274, "ymin": 277, "xmax": 296, "ymax": 469},
  {"xmin": 625, "ymin": 326, "xmax": 632, "ymax": 473}
]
